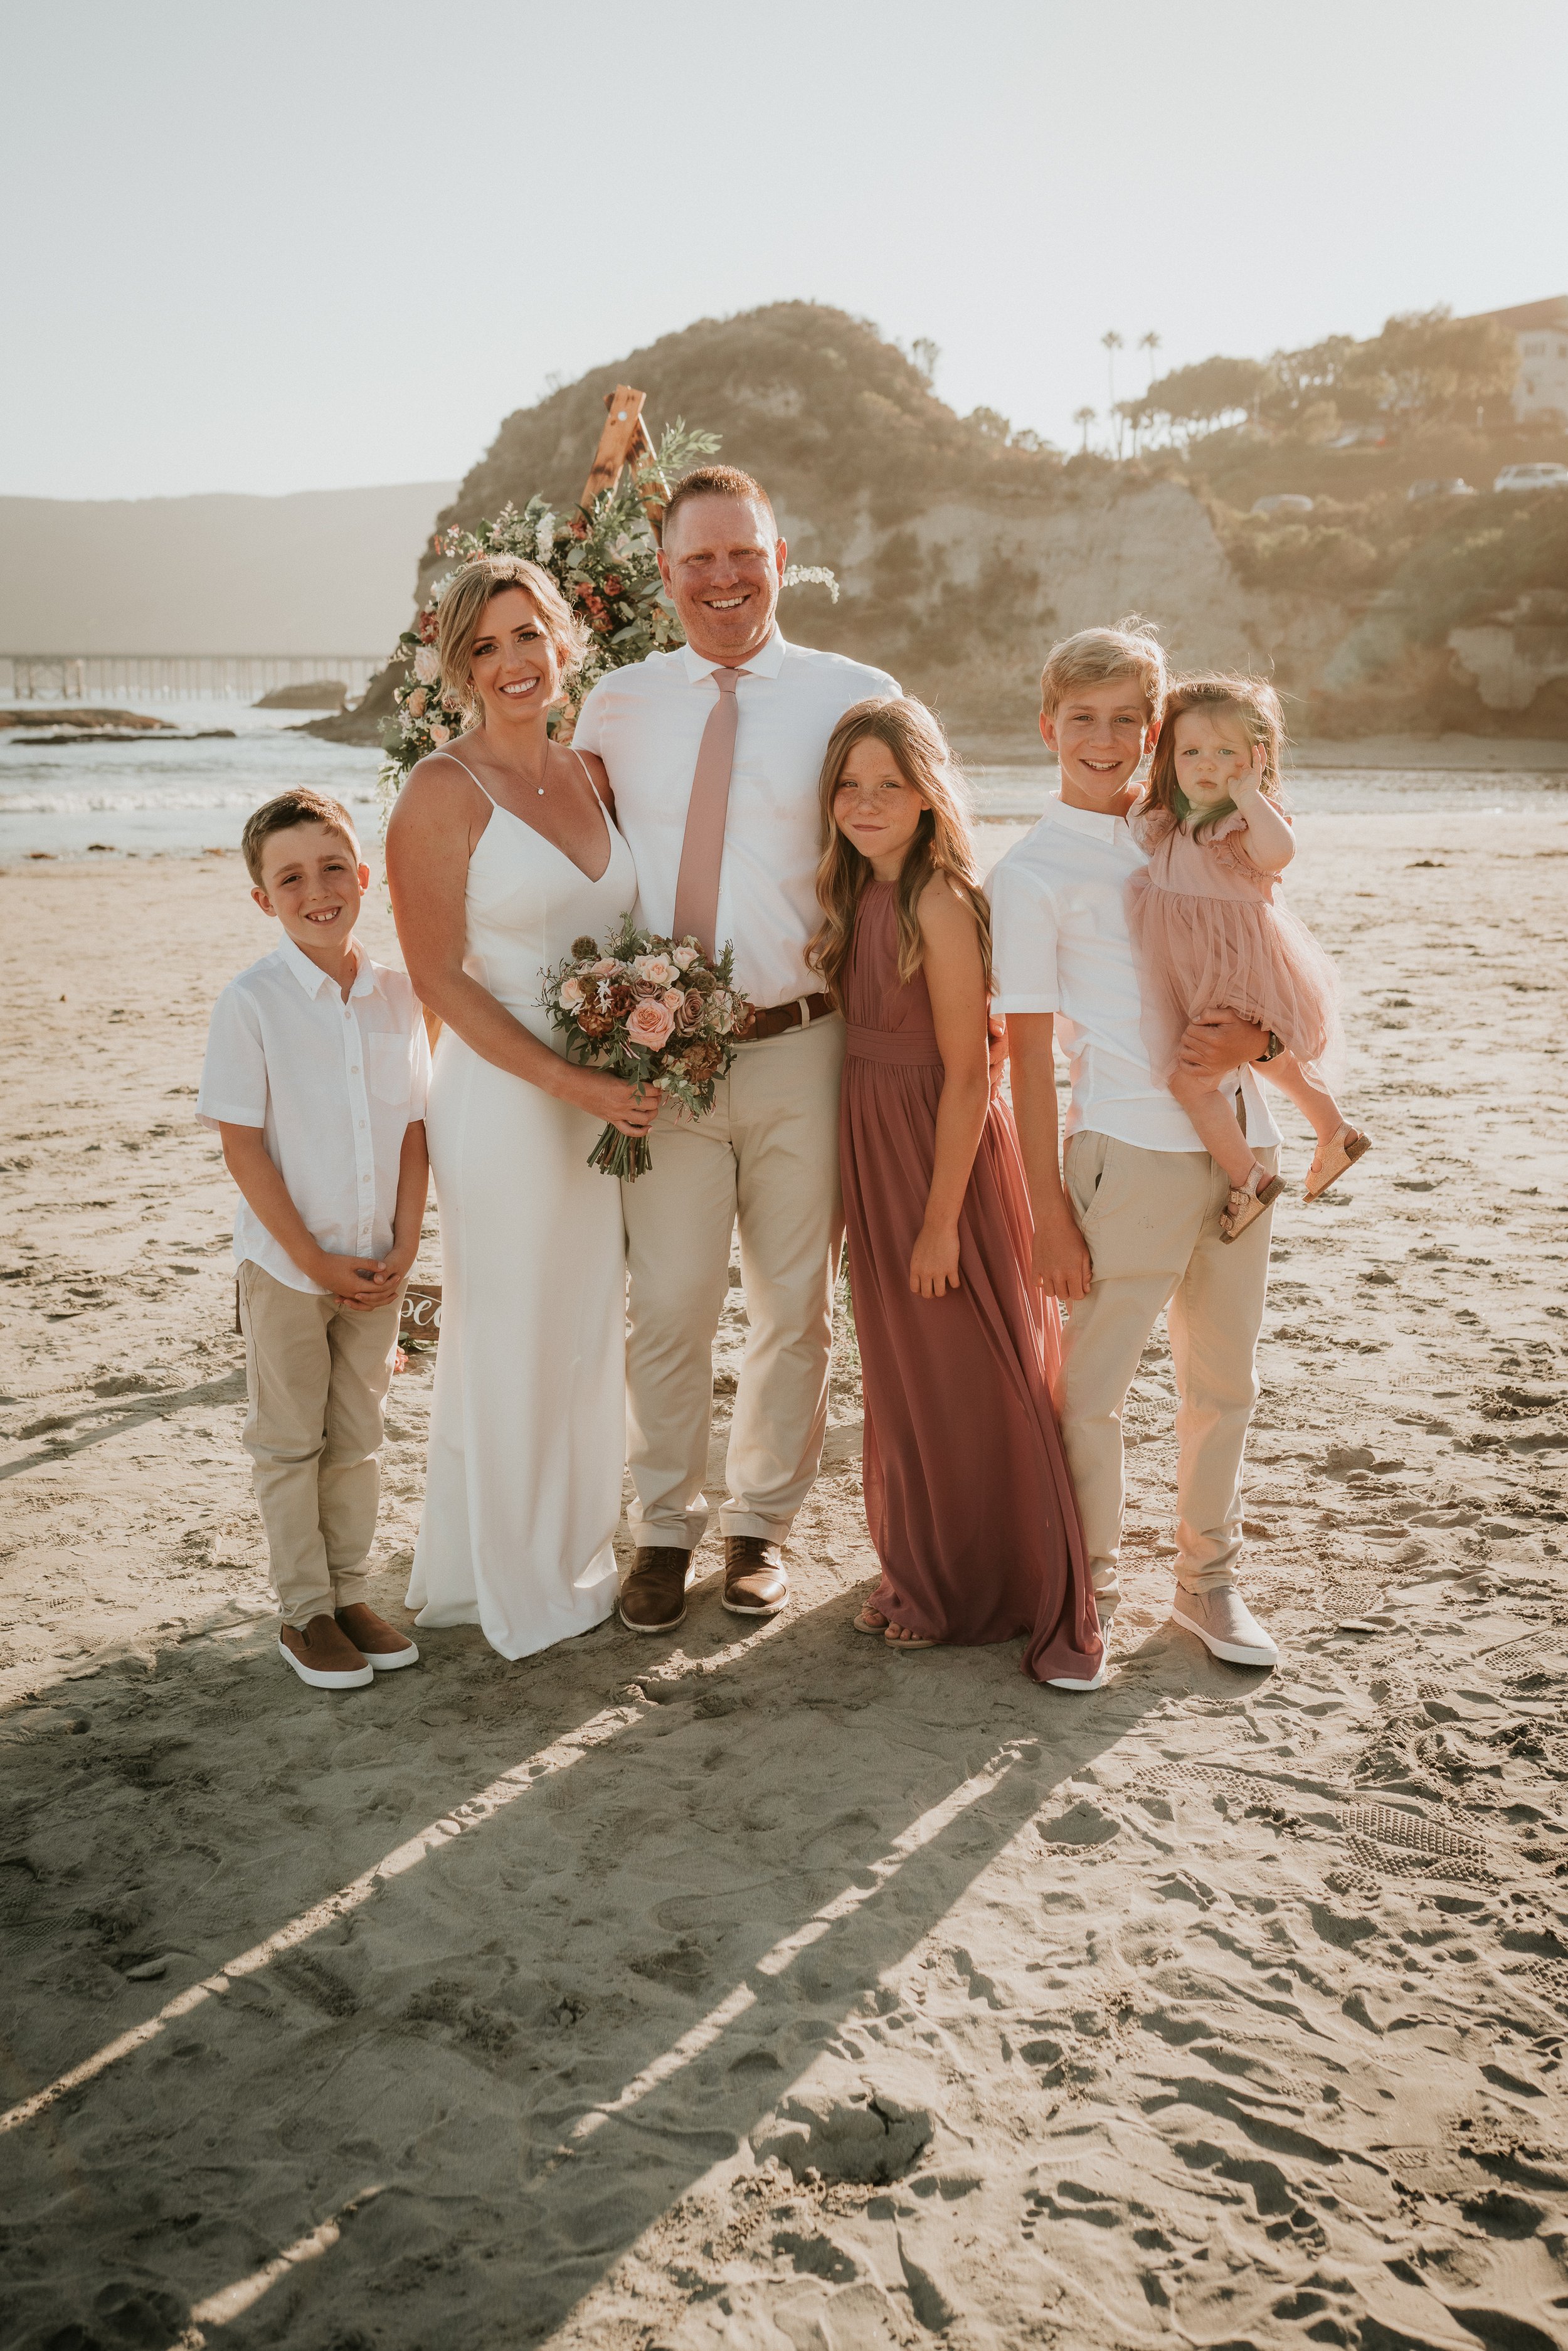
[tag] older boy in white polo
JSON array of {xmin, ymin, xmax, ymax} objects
[
  {"xmin": 991, "ymin": 624, "xmax": 1282, "ymax": 1671},
  {"xmin": 198, "ymin": 788, "xmax": 430, "ymax": 1691}
]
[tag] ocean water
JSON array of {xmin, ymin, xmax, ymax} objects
[{"xmin": 2, "ymin": 694, "xmax": 1564, "ymax": 857}]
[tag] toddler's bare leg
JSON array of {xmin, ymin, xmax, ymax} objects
[
  {"xmin": 1259, "ymin": 1049, "xmax": 1343, "ymax": 1144},
  {"xmin": 1167, "ymin": 1067, "xmax": 1259, "ymax": 1189}
]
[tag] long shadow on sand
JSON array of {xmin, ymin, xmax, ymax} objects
[{"xmin": 1, "ymin": 1578, "xmax": 1182, "ymax": 2348}]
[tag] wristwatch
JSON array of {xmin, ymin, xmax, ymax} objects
[{"xmin": 1254, "ymin": 1031, "xmax": 1285, "ymax": 1063}]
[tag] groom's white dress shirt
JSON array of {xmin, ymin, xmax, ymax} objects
[
  {"xmin": 574, "ymin": 627, "xmax": 899, "ymax": 1009},
  {"xmin": 988, "ymin": 793, "xmax": 1281, "ymax": 1154}
]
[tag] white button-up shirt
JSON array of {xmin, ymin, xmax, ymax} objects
[
  {"xmin": 196, "ymin": 937, "xmax": 431, "ymax": 1293},
  {"xmin": 574, "ymin": 627, "xmax": 900, "ymax": 1009},
  {"xmin": 988, "ymin": 795, "xmax": 1281, "ymax": 1155}
]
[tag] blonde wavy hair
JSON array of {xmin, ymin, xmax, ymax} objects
[
  {"xmin": 1040, "ymin": 614, "xmax": 1167, "ymax": 720},
  {"xmin": 434, "ymin": 555, "xmax": 590, "ymax": 720},
  {"xmin": 808, "ymin": 697, "xmax": 992, "ymax": 1002}
]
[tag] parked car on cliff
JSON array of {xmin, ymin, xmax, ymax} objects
[
  {"xmin": 1493, "ymin": 462, "xmax": 1568, "ymax": 494},
  {"xmin": 1251, "ymin": 493, "xmax": 1314, "ymax": 516},
  {"xmin": 1407, "ymin": 477, "xmax": 1476, "ymax": 502}
]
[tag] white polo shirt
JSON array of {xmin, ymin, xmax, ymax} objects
[
  {"xmin": 987, "ymin": 795, "xmax": 1281, "ymax": 1155},
  {"xmin": 574, "ymin": 627, "xmax": 900, "ymax": 1010},
  {"xmin": 196, "ymin": 937, "xmax": 431, "ymax": 1293}
]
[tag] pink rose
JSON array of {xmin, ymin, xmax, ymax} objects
[
  {"xmin": 632, "ymin": 953, "xmax": 677, "ymax": 986},
  {"xmin": 627, "ymin": 999, "xmax": 675, "ymax": 1050},
  {"xmin": 590, "ymin": 958, "xmax": 620, "ymax": 977},
  {"xmin": 662, "ymin": 989, "xmax": 685, "ymax": 1013},
  {"xmin": 558, "ymin": 975, "xmax": 586, "ymax": 1010}
]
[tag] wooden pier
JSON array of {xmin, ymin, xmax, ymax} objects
[{"xmin": 0, "ymin": 653, "xmax": 384, "ymax": 703}]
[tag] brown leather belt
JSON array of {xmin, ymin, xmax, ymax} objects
[{"xmin": 742, "ymin": 991, "xmax": 835, "ymax": 1042}]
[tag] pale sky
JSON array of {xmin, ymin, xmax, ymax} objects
[{"xmin": 5, "ymin": 0, "xmax": 1565, "ymax": 502}]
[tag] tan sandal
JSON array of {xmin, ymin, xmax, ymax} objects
[
  {"xmin": 884, "ymin": 1623, "xmax": 940, "ymax": 1651},
  {"xmin": 1221, "ymin": 1170, "xmax": 1285, "ymax": 1243},
  {"xmin": 1305, "ymin": 1123, "xmax": 1372, "ymax": 1202},
  {"xmin": 853, "ymin": 1603, "xmax": 890, "ymax": 1635}
]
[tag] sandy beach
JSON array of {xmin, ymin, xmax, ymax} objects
[{"xmin": 3, "ymin": 804, "xmax": 1567, "ymax": 2350}]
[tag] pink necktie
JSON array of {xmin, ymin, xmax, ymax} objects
[{"xmin": 671, "ymin": 666, "xmax": 746, "ymax": 959}]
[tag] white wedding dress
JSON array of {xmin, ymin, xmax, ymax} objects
[{"xmin": 407, "ymin": 767, "xmax": 635, "ymax": 1658}]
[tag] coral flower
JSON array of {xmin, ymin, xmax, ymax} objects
[{"xmin": 627, "ymin": 999, "xmax": 675, "ymax": 1051}]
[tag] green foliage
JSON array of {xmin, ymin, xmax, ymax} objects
[
  {"xmin": 1138, "ymin": 355, "xmax": 1268, "ymax": 438},
  {"xmin": 1139, "ymin": 309, "xmax": 1518, "ymax": 447},
  {"xmin": 1388, "ymin": 494, "xmax": 1568, "ymax": 643}
]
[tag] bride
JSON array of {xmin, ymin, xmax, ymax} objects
[{"xmin": 385, "ymin": 554, "xmax": 653, "ymax": 1659}]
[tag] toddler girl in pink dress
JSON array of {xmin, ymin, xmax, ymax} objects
[{"xmin": 1126, "ymin": 675, "xmax": 1371, "ymax": 1241}]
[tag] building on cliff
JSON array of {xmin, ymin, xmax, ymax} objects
[{"xmin": 1465, "ymin": 297, "xmax": 1568, "ymax": 423}]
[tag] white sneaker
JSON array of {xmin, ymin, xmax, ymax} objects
[
  {"xmin": 1046, "ymin": 1660, "xmax": 1110, "ymax": 1692},
  {"xmin": 1047, "ymin": 1623, "xmax": 1113, "ymax": 1691},
  {"xmin": 1170, "ymin": 1587, "xmax": 1278, "ymax": 1669}
]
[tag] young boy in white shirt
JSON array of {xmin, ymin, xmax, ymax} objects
[
  {"xmin": 989, "ymin": 622, "xmax": 1283, "ymax": 1674},
  {"xmin": 198, "ymin": 788, "xmax": 431, "ymax": 1692}
]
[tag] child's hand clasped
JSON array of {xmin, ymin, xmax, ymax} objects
[{"xmin": 314, "ymin": 1253, "xmax": 405, "ymax": 1311}]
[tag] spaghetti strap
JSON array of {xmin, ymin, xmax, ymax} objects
[
  {"xmin": 430, "ymin": 750, "xmax": 499, "ymax": 807},
  {"xmin": 571, "ymin": 746, "xmax": 613, "ymax": 812}
]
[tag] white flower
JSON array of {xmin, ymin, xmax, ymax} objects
[
  {"xmin": 781, "ymin": 563, "xmax": 840, "ymax": 604},
  {"xmin": 632, "ymin": 953, "xmax": 677, "ymax": 987},
  {"xmin": 671, "ymin": 944, "xmax": 698, "ymax": 970},
  {"xmin": 536, "ymin": 511, "xmax": 556, "ymax": 562},
  {"xmin": 413, "ymin": 645, "xmax": 441, "ymax": 685}
]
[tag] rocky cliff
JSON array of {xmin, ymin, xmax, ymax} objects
[{"xmin": 324, "ymin": 302, "xmax": 1568, "ymax": 750}]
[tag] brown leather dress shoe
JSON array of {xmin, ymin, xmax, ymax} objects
[
  {"xmin": 619, "ymin": 1546, "xmax": 691, "ymax": 1633},
  {"xmin": 723, "ymin": 1536, "xmax": 788, "ymax": 1616}
]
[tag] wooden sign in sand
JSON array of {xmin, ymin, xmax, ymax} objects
[{"xmin": 400, "ymin": 1282, "xmax": 442, "ymax": 1345}]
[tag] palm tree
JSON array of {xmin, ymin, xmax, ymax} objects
[
  {"xmin": 1139, "ymin": 330, "xmax": 1162, "ymax": 391},
  {"xmin": 1073, "ymin": 405, "xmax": 1096, "ymax": 454},
  {"xmin": 1101, "ymin": 333, "xmax": 1126, "ymax": 457}
]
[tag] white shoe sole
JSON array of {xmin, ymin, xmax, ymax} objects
[
  {"xmin": 278, "ymin": 1637, "xmax": 373, "ymax": 1690},
  {"xmin": 721, "ymin": 1595, "xmax": 787, "ymax": 1616},
  {"xmin": 1170, "ymin": 1603, "xmax": 1278, "ymax": 1669},
  {"xmin": 363, "ymin": 1640, "xmax": 419, "ymax": 1671},
  {"xmin": 1046, "ymin": 1664, "xmax": 1110, "ymax": 1691},
  {"xmin": 618, "ymin": 1603, "xmax": 687, "ymax": 1635}
]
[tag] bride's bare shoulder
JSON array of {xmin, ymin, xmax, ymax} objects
[{"xmin": 386, "ymin": 749, "xmax": 491, "ymax": 849}]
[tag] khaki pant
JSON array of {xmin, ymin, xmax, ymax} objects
[
  {"xmin": 1060, "ymin": 1128, "xmax": 1276, "ymax": 1615},
  {"xmin": 622, "ymin": 1014, "xmax": 845, "ymax": 1551},
  {"xmin": 237, "ymin": 1260, "xmax": 403, "ymax": 1627}
]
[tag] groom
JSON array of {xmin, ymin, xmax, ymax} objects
[{"xmin": 573, "ymin": 466, "xmax": 899, "ymax": 1631}]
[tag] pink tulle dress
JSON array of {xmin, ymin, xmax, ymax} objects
[{"xmin": 1126, "ymin": 804, "xmax": 1342, "ymax": 1088}]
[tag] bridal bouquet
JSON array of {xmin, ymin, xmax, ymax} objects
[{"xmin": 541, "ymin": 915, "xmax": 753, "ymax": 1181}]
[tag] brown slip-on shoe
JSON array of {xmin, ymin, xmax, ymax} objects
[
  {"xmin": 278, "ymin": 1614, "xmax": 374, "ymax": 1690},
  {"xmin": 722, "ymin": 1536, "xmax": 788, "ymax": 1617},
  {"xmin": 619, "ymin": 1546, "xmax": 691, "ymax": 1634},
  {"xmin": 334, "ymin": 1603, "xmax": 420, "ymax": 1672}
]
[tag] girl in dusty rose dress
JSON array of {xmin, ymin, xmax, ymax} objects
[
  {"xmin": 1128, "ymin": 676, "xmax": 1372, "ymax": 1242},
  {"xmin": 810, "ymin": 697, "xmax": 1103, "ymax": 1687}
]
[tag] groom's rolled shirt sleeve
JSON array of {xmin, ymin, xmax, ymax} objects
[{"xmin": 986, "ymin": 861, "xmax": 1060, "ymax": 1015}]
